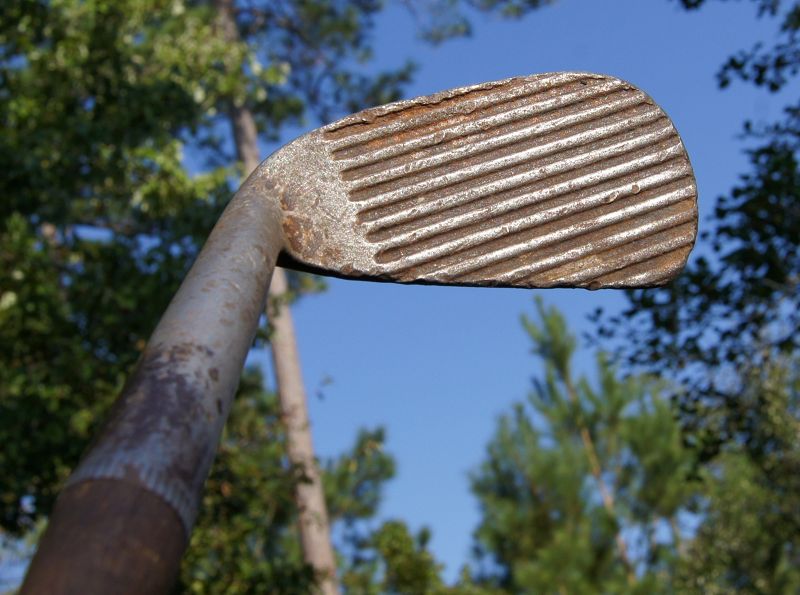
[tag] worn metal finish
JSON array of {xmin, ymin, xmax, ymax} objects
[
  {"xmin": 65, "ymin": 176, "xmax": 284, "ymax": 534},
  {"xmin": 271, "ymin": 72, "xmax": 697, "ymax": 288}
]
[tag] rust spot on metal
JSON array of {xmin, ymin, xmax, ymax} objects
[
  {"xmin": 279, "ymin": 192, "xmax": 294, "ymax": 213},
  {"xmin": 283, "ymin": 214, "xmax": 324, "ymax": 261},
  {"xmin": 97, "ymin": 342, "xmax": 217, "ymax": 489},
  {"xmin": 321, "ymin": 245, "xmax": 343, "ymax": 262},
  {"xmin": 283, "ymin": 215, "xmax": 303, "ymax": 252},
  {"xmin": 324, "ymin": 79, "xmax": 521, "ymax": 141}
]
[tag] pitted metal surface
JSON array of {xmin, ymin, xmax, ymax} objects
[
  {"xmin": 66, "ymin": 183, "xmax": 285, "ymax": 534},
  {"xmin": 267, "ymin": 72, "xmax": 697, "ymax": 288}
]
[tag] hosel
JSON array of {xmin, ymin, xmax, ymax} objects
[{"xmin": 21, "ymin": 170, "xmax": 285, "ymax": 595}]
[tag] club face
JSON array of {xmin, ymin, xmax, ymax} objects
[{"xmin": 261, "ymin": 72, "xmax": 697, "ymax": 289}]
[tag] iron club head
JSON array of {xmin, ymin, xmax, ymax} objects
[{"xmin": 255, "ymin": 71, "xmax": 697, "ymax": 289}]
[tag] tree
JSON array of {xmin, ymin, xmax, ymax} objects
[
  {"xmin": 599, "ymin": 0, "xmax": 800, "ymax": 455},
  {"xmin": 178, "ymin": 367, "xmax": 396, "ymax": 593},
  {"xmin": 1, "ymin": 0, "xmax": 234, "ymax": 534},
  {"xmin": 340, "ymin": 518, "xmax": 508, "ymax": 595},
  {"xmin": 674, "ymin": 365, "xmax": 800, "ymax": 593},
  {"xmin": 472, "ymin": 299, "xmax": 694, "ymax": 594},
  {"xmin": 591, "ymin": 0, "xmax": 800, "ymax": 590}
]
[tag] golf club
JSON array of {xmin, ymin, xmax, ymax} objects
[{"xmin": 22, "ymin": 72, "xmax": 697, "ymax": 594}]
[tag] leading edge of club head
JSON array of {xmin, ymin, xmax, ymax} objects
[{"xmin": 257, "ymin": 71, "xmax": 698, "ymax": 289}]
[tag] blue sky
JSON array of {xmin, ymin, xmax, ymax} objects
[{"xmin": 256, "ymin": 0, "xmax": 795, "ymax": 581}]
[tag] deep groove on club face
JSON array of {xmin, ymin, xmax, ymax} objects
[{"xmin": 268, "ymin": 72, "xmax": 697, "ymax": 289}]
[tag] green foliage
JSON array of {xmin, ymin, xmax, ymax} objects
[
  {"xmin": 0, "ymin": 0, "xmax": 238, "ymax": 533},
  {"xmin": 674, "ymin": 359, "xmax": 800, "ymax": 594},
  {"xmin": 674, "ymin": 0, "xmax": 797, "ymax": 90},
  {"xmin": 179, "ymin": 368, "xmax": 313, "ymax": 594},
  {"xmin": 324, "ymin": 428, "xmax": 395, "ymax": 522},
  {"xmin": 1, "ymin": 0, "xmax": 234, "ymax": 224},
  {"xmin": 342, "ymin": 520, "xmax": 447, "ymax": 594},
  {"xmin": 595, "ymin": 0, "xmax": 800, "ymax": 590},
  {"xmin": 230, "ymin": 0, "xmax": 415, "ymax": 125},
  {"xmin": 472, "ymin": 299, "xmax": 694, "ymax": 594},
  {"xmin": 341, "ymin": 519, "xmax": 504, "ymax": 595},
  {"xmin": 180, "ymin": 367, "xmax": 401, "ymax": 593},
  {"xmin": 678, "ymin": 454, "xmax": 800, "ymax": 594},
  {"xmin": 469, "ymin": 0, "xmax": 556, "ymax": 19}
]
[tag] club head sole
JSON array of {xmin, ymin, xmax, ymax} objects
[{"xmin": 259, "ymin": 72, "xmax": 697, "ymax": 289}]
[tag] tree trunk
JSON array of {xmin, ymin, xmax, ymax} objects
[
  {"xmin": 267, "ymin": 269, "xmax": 339, "ymax": 595},
  {"xmin": 214, "ymin": 2, "xmax": 339, "ymax": 593},
  {"xmin": 563, "ymin": 377, "xmax": 635, "ymax": 585}
]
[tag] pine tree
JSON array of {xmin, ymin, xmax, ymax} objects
[
  {"xmin": 471, "ymin": 298, "xmax": 694, "ymax": 594},
  {"xmin": 340, "ymin": 518, "xmax": 503, "ymax": 595},
  {"xmin": 674, "ymin": 358, "xmax": 800, "ymax": 594}
]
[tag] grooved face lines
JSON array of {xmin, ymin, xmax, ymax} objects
[{"xmin": 322, "ymin": 73, "xmax": 697, "ymax": 288}]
